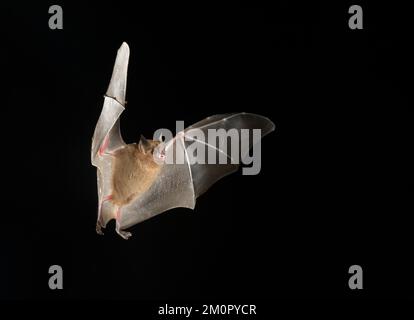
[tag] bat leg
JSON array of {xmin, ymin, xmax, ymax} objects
[
  {"xmin": 116, "ymin": 224, "xmax": 132, "ymax": 240},
  {"xmin": 115, "ymin": 206, "xmax": 132, "ymax": 240},
  {"xmin": 96, "ymin": 195, "xmax": 113, "ymax": 235}
]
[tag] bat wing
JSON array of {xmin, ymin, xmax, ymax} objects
[
  {"xmin": 91, "ymin": 42, "xmax": 129, "ymax": 166},
  {"xmin": 91, "ymin": 43, "xmax": 129, "ymax": 229},
  {"xmin": 118, "ymin": 113, "xmax": 275, "ymax": 231},
  {"xmin": 181, "ymin": 113, "xmax": 275, "ymax": 197}
]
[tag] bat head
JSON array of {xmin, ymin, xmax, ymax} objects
[{"xmin": 138, "ymin": 134, "xmax": 161, "ymax": 155}]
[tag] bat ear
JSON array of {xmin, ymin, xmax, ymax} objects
[
  {"xmin": 139, "ymin": 135, "xmax": 152, "ymax": 154},
  {"xmin": 156, "ymin": 132, "xmax": 165, "ymax": 142}
]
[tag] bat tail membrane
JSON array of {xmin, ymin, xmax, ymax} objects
[{"xmin": 106, "ymin": 42, "xmax": 130, "ymax": 106}]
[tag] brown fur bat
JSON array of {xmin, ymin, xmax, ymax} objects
[{"xmin": 91, "ymin": 43, "xmax": 275, "ymax": 239}]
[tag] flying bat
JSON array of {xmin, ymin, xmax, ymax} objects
[{"xmin": 91, "ymin": 42, "xmax": 275, "ymax": 239}]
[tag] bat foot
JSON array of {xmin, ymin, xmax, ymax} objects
[
  {"xmin": 96, "ymin": 223, "xmax": 105, "ymax": 235},
  {"xmin": 116, "ymin": 229, "xmax": 132, "ymax": 240}
]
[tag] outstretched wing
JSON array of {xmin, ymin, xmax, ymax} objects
[
  {"xmin": 91, "ymin": 42, "xmax": 129, "ymax": 228},
  {"xmin": 91, "ymin": 42, "xmax": 129, "ymax": 166},
  {"xmin": 180, "ymin": 113, "xmax": 275, "ymax": 197},
  {"xmin": 117, "ymin": 113, "xmax": 275, "ymax": 230}
]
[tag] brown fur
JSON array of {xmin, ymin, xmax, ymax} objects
[{"xmin": 111, "ymin": 140, "xmax": 161, "ymax": 206}]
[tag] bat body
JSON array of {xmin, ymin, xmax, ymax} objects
[
  {"xmin": 111, "ymin": 140, "xmax": 161, "ymax": 207},
  {"xmin": 91, "ymin": 42, "xmax": 275, "ymax": 239}
]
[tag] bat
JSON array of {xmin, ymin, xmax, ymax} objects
[{"xmin": 91, "ymin": 42, "xmax": 275, "ymax": 239}]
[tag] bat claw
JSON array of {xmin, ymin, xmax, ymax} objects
[{"xmin": 116, "ymin": 228, "xmax": 132, "ymax": 240}]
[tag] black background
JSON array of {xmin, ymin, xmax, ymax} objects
[{"xmin": 0, "ymin": 1, "xmax": 411, "ymax": 301}]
